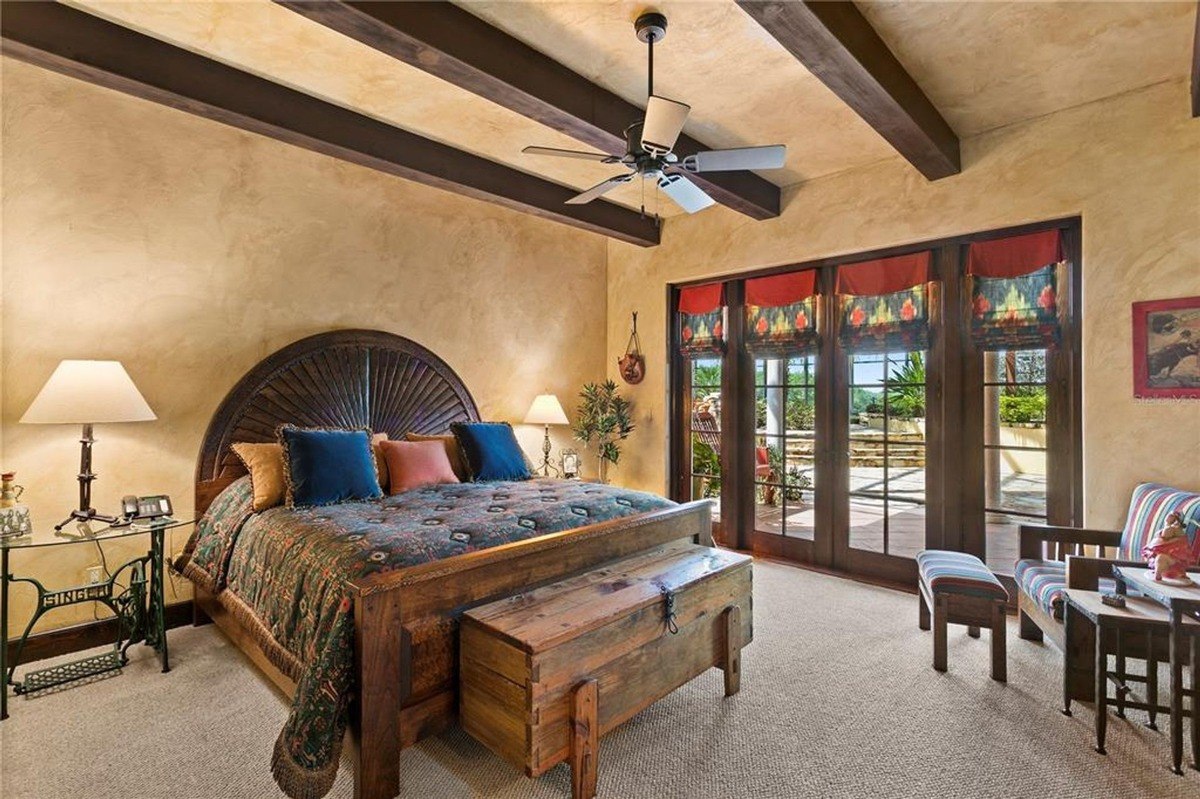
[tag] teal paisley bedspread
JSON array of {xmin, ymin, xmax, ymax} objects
[{"xmin": 177, "ymin": 476, "xmax": 674, "ymax": 799}]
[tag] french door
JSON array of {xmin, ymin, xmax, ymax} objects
[{"xmin": 671, "ymin": 220, "xmax": 1081, "ymax": 587}]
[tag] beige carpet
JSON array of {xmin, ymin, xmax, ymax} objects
[{"xmin": 2, "ymin": 560, "xmax": 1197, "ymax": 799}]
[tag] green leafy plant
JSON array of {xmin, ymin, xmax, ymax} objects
[
  {"xmin": 885, "ymin": 352, "xmax": 926, "ymax": 419},
  {"xmin": 691, "ymin": 437, "xmax": 721, "ymax": 498},
  {"xmin": 1000, "ymin": 391, "xmax": 1047, "ymax": 424},
  {"xmin": 765, "ymin": 445, "xmax": 813, "ymax": 503},
  {"xmin": 573, "ymin": 380, "xmax": 635, "ymax": 472}
]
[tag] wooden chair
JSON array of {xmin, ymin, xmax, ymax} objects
[
  {"xmin": 1015, "ymin": 483, "xmax": 1200, "ymax": 650},
  {"xmin": 691, "ymin": 409, "xmax": 774, "ymax": 483}
]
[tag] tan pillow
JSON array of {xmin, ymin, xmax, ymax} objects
[
  {"xmin": 231, "ymin": 442, "xmax": 286, "ymax": 512},
  {"xmin": 372, "ymin": 432, "xmax": 389, "ymax": 488},
  {"xmin": 405, "ymin": 432, "xmax": 469, "ymax": 481}
]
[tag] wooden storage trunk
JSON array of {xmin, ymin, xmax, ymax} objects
[{"xmin": 459, "ymin": 542, "xmax": 752, "ymax": 794}]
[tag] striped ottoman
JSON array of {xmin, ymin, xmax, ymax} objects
[{"xmin": 916, "ymin": 550, "xmax": 1009, "ymax": 682}]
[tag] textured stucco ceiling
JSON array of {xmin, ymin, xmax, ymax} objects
[
  {"xmin": 62, "ymin": 0, "xmax": 1198, "ymax": 221},
  {"xmin": 857, "ymin": 1, "xmax": 1195, "ymax": 137}
]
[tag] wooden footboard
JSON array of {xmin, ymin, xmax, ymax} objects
[{"xmin": 195, "ymin": 500, "xmax": 713, "ymax": 799}]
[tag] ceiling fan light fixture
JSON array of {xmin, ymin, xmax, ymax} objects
[{"xmin": 641, "ymin": 95, "xmax": 691, "ymax": 156}]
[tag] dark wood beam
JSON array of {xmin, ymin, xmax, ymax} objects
[
  {"xmin": 1192, "ymin": 2, "xmax": 1199, "ymax": 117},
  {"xmin": 737, "ymin": 1, "xmax": 960, "ymax": 180},
  {"xmin": 0, "ymin": 1, "xmax": 659, "ymax": 247},
  {"xmin": 276, "ymin": 1, "xmax": 781, "ymax": 220}
]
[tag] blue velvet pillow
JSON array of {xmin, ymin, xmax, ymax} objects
[
  {"xmin": 278, "ymin": 426, "xmax": 383, "ymax": 507},
  {"xmin": 450, "ymin": 422, "xmax": 532, "ymax": 482}
]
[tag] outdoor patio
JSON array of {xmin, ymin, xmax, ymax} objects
[{"xmin": 732, "ymin": 468, "xmax": 1046, "ymax": 574}]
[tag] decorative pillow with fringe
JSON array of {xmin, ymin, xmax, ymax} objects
[{"xmin": 278, "ymin": 426, "xmax": 383, "ymax": 507}]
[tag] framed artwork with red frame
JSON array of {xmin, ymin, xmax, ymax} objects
[{"xmin": 1132, "ymin": 296, "xmax": 1200, "ymax": 399}]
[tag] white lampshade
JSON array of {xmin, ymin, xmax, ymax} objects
[
  {"xmin": 523, "ymin": 394, "xmax": 569, "ymax": 426},
  {"xmin": 21, "ymin": 360, "xmax": 156, "ymax": 424}
]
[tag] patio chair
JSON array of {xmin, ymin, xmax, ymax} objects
[
  {"xmin": 691, "ymin": 409, "xmax": 774, "ymax": 482},
  {"xmin": 1014, "ymin": 483, "xmax": 1200, "ymax": 649}
]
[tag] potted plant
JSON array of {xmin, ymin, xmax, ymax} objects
[{"xmin": 572, "ymin": 380, "xmax": 635, "ymax": 483}]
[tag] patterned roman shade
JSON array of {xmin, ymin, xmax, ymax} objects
[
  {"xmin": 837, "ymin": 252, "xmax": 933, "ymax": 353},
  {"xmin": 678, "ymin": 282, "xmax": 726, "ymax": 357},
  {"xmin": 967, "ymin": 230, "xmax": 1064, "ymax": 351},
  {"xmin": 744, "ymin": 270, "xmax": 819, "ymax": 357}
]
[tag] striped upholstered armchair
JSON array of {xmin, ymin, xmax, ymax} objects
[{"xmin": 1014, "ymin": 483, "xmax": 1200, "ymax": 648}]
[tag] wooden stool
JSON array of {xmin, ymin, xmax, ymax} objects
[{"xmin": 916, "ymin": 550, "xmax": 1009, "ymax": 682}]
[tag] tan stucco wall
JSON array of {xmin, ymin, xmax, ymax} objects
[
  {"xmin": 607, "ymin": 78, "xmax": 1200, "ymax": 531},
  {"xmin": 1, "ymin": 59, "xmax": 608, "ymax": 631}
]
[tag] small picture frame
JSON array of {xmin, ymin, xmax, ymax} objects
[
  {"xmin": 561, "ymin": 449, "xmax": 580, "ymax": 479},
  {"xmin": 1132, "ymin": 296, "xmax": 1200, "ymax": 399}
]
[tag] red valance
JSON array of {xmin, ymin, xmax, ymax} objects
[
  {"xmin": 837, "ymin": 251, "xmax": 931, "ymax": 296},
  {"xmin": 968, "ymin": 229, "xmax": 1063, "ymax": 278},
  {"xmin": 745, "ymin": 270, "xmax": 818, "ymax": 308},
  {"xmin": 678, "ymin": 282, "xmax": 724, "ymax": 314}
]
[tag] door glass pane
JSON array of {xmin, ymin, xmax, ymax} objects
[
  {"xmin": 983, "ymin": 348, "xmax": 1048, "ymax": 573},
  {"xmin": 688, "ymin": 357, "xmax": 722, "ymax": 518},
  {"xmin": 848, "ymin": 350, "xmax": 927, "ymax": 558},
  {"xmin": 753, "ymin": 354, "xmax": 817, "ymax": 539}
]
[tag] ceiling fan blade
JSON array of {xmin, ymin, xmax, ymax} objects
[
  {"xmin": 523, "ymin": 145, "xmax": 619, "ymax": 163},
  {"xmin": 680, "ymin": 145, "xmax": 787, "ymax": 173},
  {"xmin": 566, "ymin": 174, "xmax": 635, "ymax": 205},
  {"xmin": 658, "ymin": 173, "xmax": 716, "ymax": 214},
  {"xmin": 641, "ymin": 95, "xmax": 690, "ymax": 155}
]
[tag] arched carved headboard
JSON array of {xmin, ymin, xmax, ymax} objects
[{"xmin": 195, "ymin": 329, "xmax": 479, "ymax": 515}]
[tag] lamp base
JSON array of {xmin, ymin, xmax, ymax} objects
[
  {"xmin": 537, "ymin": 425, "xmax": 562, "ymax": 478},
  {"xmin": 55, "ymin": 508, "xmax": 119, "ymax": 532}
]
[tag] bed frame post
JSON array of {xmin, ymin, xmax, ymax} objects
[{"xmin": 351, "ymin": 584, "xmax": 404, "ymax": 799}]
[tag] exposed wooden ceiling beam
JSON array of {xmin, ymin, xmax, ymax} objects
[
  {"xmin": 1192, "ymin": 2, "xmax": 1199, "ymax": 117},
  {"xmin": 737, "ymin": 1, "xmax": 960, "ymax": 180},
  {"xmin": 0, "ymin": 1, "xmax": 660, "ymax": 247},
  {"xmin": 277, "ymin": 1, "xmax": 781, "ymax": 220}
]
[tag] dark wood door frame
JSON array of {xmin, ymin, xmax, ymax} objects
[
  {"xmin": 669, "ymin": 217, "xmax": 1083, "ymax": 586},
  {"xmin": 0, "ymin": 1, "xmax": 661, "ymax": 247}
]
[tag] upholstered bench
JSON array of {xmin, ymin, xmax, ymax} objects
[{"xmin": 916, "ymin": 550, "xmax": 1009, "ymax": 682}]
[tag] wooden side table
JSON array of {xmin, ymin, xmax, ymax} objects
[
  {"xmin": 0, "ymin": 516, "xmax": 194, "ymax": 720},
  {"xmin": 1062, "ymin": 588, "xmax": 1199, "ymax": 761},
  {"xmin": 1113, "ymin": 566, "xmax": 1200, "ymax": 773}
]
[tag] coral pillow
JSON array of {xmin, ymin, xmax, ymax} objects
[
  {"xmin": 404, "ymin": 432, "xmax": 470, "ymax": 481},
  {"xmin": 380, "ymin": 439, "xmax": 460, "ymax": 494}
]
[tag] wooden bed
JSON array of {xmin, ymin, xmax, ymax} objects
[{"xmin": 189, "ymin": 329, "xmax": 712, "ymax": 799}]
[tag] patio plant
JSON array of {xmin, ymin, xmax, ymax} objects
[
  {"xmin": 573, "ymin": 380, "xmax": 634, "ymax": 483},
  {"xmin": 885, "ymin": 352, "xmax": 926, "ymax": 419},
  {"xmin": 691, "ymin": 437, "xmax": 721, "ymax": 498}
]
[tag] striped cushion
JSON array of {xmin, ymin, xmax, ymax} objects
[
  {"xmin": 1119, "ymin": 483, "xmax": 1200, "ymax": 562},
  {"xmin": 917, "ymin": 550, "xmax": 1008, "ymax": 601},
  {"xmin": 1014, "ymin": 558, "xmax": 1117, "ymax": 620}
]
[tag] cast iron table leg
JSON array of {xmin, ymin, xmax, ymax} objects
[
  {"xmin": 152, "ymin": 528, "xmax": 169, "ymax": 673},
  {"xmin": 1095, "ymin": 620, "xmax": 1107, "ymax": 755},
  {"xmin": 1170, "ymin": 608, "xmax": 1183, "ymax": 775}
]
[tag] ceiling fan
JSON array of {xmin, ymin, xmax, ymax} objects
[{"xmin": 522, "ymin": 11, "xmax": 786, "ymax": 216}]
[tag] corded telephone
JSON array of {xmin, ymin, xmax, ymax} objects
[{"xmin": 120, "ymin": 494, "xmax": 173, "ymax": 521}]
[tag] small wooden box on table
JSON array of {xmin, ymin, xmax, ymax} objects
[{"xmin": 459, "ymin": 542, "xmax": 752, "ymax": 799}]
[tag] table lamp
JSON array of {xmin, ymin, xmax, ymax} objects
[
  {"xmin": 523, "ymin": 394, "xmax": 569, "ymax": 477},
  {"xmin": 20, "ymin": 360, "xmax": 156, "ymax": 529}
]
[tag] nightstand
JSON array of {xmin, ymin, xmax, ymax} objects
[{"xmin": 0, "ymin": 516, "xmax": 194, "ymax": 719}]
